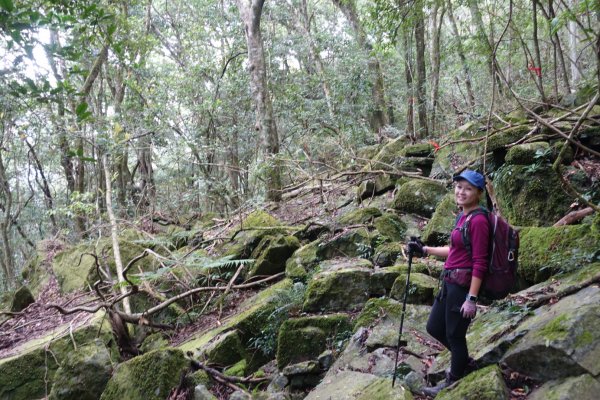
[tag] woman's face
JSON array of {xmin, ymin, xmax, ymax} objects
[{"xmin": 454, "ymin": 179, "xmax": 481, "ymax": 208}]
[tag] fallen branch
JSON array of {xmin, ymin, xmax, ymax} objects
[
  {"xmin": 189, "ymin": 357, "xmax": 268, "ymax": 385},
  {"xmin": 553, "ymin": 207, "xmax": 595, "ymax": 227}
]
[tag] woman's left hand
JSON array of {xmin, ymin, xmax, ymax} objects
[{"xmin": 460, "ymin": 300, "xmax": 477, "ymax": 318}]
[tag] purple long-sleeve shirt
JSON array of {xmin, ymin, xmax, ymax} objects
[{"xmin": 445, "ymin": 212, "xmax": 490, "ymax": 279}]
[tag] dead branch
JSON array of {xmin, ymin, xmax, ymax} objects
[
  {"xmin": 189, "ymin": 357, "xmax": 268, "ymax": 385},
  {"xmin": 553, "ymin": 207, "xmax": 595, "ymax": 226},
  {"xmin": 516, "ymin": 271, "xmax": 600, "ymax": 309}
]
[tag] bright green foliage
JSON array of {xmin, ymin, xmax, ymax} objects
[
  {"xmin": 100, "ymin": 349, "xmax": 188, "ymax": 400},
  {"xmin": 276, "ymin": 314, "xmax": 352, "ymax": 368}
]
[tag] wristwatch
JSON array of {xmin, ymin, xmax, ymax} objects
[{"xmin": 466, "ymin": 294, "xmax": 478, "ymax": 302}]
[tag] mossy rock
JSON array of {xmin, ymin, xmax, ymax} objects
[
  {"xmin": 52, "ymin": 238, "xmax": 150, "ymax": 293},
  {"xmin": 399, "ymin": 143, "xmax": 434, "ymax": 157},
  {"xmin": 519, "ymin": 224, "xmax": 600, "ymax": 283},
  {"xmin": 529, "ymin": 374, "xmax": 600, "ymax": 400},
  {"xmin": 436, "ymin": 364, "xmax": 509, "ymax": 400},
  {"xmin": 48, "ymin": 340, "xmax": 113, "ymax": 400},
  {"xmin": 374, "ymin": 213, "xmax": 407, "ymax": 242},
  {"xmin": 430, "ymin": 125, "xmax": 485, "ymax": 179},
  {"xmin": 0, "ymin": 313, "xmax": 116, "ymax": 400},
  {"xmin": 221, "ymin": 210, "xmax": 286, "ymax": 259},
  {"xmin": 202, "ymin": 330, "xmax": 246, "ymax": 367},
  {"xmin": 494, "ymin": 164, "xmax": 572, "ymax": 226},
  {"xmin": 505, "ymin": 142, "xmax": 550, "ymax": 165},
  {"xmin": 357, "ymin": 174, "xmax": 397, "ymax": 201},
  {"xmin": 140, "ymin": 332, "xmax": 169, "ymax": 353},
  {"xmin": 276, "ymin": 314, "xmax": 352, "ymax": 368},
  {"xmin": 224, "ymin": 359, "xmax": 248, "ymax": 377},
  {"xmin": 10, "ymin": 286, "xmax": 35, "ymax": 312},
  {"xmin": 392, "ymin": 180, "xmax": 447, "ymax": 218},
  {"xmin": 394, "ymin": 156, "xmax": 435, "ymax": 176},
  {"xmin": 370, "ymin": 137, "xmax": 410, "ymax": 168},
  {"xmin": 285, "ymin": 241, "xmax": 321, "ymax": 281},
  {"xmin": 249, "ymin": 235, "xmax": 300, "ymax": 277},
  {"xmin": 373, "ymin": 242, "xmax": 404, "ymax": 267},
  {"xmin": 304, "ymin": 370, "xmax": 413, "ymax": 400},
  {"xmin": 421, "ymin": 193, "xmax": 458, "ymax": 245},
  {"xmin": 390, "ymin": 273, "xmax": 438, "ymax": 304},
  {"xmin": 316, "ymin": 228, "xmax": 374, "ymax": 260},
  {"xmin": 303, "ymin": 263, "xmax": 373, "ymax": 312},
  {"xmin": 487, "ymin": 125, "xmax": 531, "ymax": 151},
  {"xmin": 100, "ymin": 348, "xmax": 188, "ymax": 400},
  {"xmin": 338, "ymin": 207, "xmax": 382, "ymax": 225}
]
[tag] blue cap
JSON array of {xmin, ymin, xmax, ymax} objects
[{"xmin": 453, "ymin": 169, "xmax": 485, "ymax": 190}]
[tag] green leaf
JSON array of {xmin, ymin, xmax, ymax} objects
[
  {"xmin": 75, "ymin": 102, "xmax": 88, "ymax": 117},
  {"xmin": 0, "ymin": 0, "xmax": 14, "ymax": 12}
]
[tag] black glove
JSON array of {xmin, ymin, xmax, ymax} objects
[{"xmin": 407, "ymin": 237, "xmax": 425, "ymax": 257}]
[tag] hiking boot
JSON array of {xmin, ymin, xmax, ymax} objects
[{"xmin": 422, "ymin": 372, "xmax": 458, "ymax": 398}]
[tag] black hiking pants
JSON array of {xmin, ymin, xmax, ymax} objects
[{"xmin": 426, "ymin": 281, "xmax": 471, "ymax": 378}]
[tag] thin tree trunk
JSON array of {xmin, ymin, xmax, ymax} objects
[
  {"xmin": 429, "ymin": 2, "xmax": 445, "ymax": 134},
  {"xmin": 237, "ymin": 0, "xmax": 282, "ymax": 202},
  {"xmin": 447, "ymin": 0, "xmax": 475, "ymax": 108},
  {"xmin": 0, "ymin": 153, "xmax": 15, "ymax": 289},
  {"xmin": 532, "ymin": 0, "xmax": 547, "ymax": 103},
  {"xmin": 468, "ymin": 0, "xmax": 499, "ymax": 95},
  {"xmin": 403, "ymin": 28, "xmax": 415, "ymax": 139},
  {"xmin": 24, "ymin": 141, "xmax": 58, "ymax": 233},
  {"xmin": 414, "ymin": 1, "xmax": 428, "ymax": 137},
  {"xmin": 102, "ymin": 153, "xmax": 132, "ymax": 315},
  {"xmin": 569, "ymin": 0, "xmax": 580, "ymax": 89}
]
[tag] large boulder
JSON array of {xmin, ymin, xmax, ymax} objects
[
  {"xmin": 421, "ymin": 193, "xmax": 458, "ymax": 245},
  {"xmin": 0, "ymin": 313, "xmax": 116, "ymax": 400},
  {"xmin": 52, "ymin": 237, "xmax": 149, "ymax": 293},
  {"xmin": 505, "ymin": 142, "xmax": 551, "ymax": 165},
  {"xmin": 493, "ymin": 164, "xmax": 572, "ymax": 226},
  {"xmin": 276, "ymin": 314, "xmax": 352, "ymax": 368},
  {"xmin": 528, "ymin": 374, "xmax": 600, "ymax": 400},
  {"xmin": 392, "ymin": 180, "xmax": 447, "ymax": 218},
  {"xmin": 357, "ymin": 174, "xmax": 396, "ymax": 201},
  {"xmin": 201, "ymin": 330, "xmax": 246, "ymax": 367},
  {"xmin": 100, "ymin": 348, "xmax": 188, "ymax": 400},
  {"xmin": 316, "ymin": 228, "xmax": 374, "ymax": 260},
  {"xmin": 436, "ymin": 364, "xmax": 509, "ymax": 400},
  {"xmin": 220, "ymin": 210, "xmax": 287, "ymax": 259},
  {"xmin": 373, "ymin": 212, "xmax": 407, "ymax": 242},
  {"xmin": 519, "ymin": 223, "xmax": 600, "ymax": 283},
  {"xmin": 285, "ymin": 241, "xmax": 321, "ymax": 281},
  {"xmin": 372, "ymin": 242, "xmax": 404, "ymax": 267},
  {"xmin": 337, "ymin": 207, "xmax": 382, "ymax": 225},
  {"xmin": 502, "ymin": 285, "xmax": 600, "ymax": 381},
  {"xmin": 303, "ymin": 259, "xmax": 373, "ymax": 312},
  {"xmin": 304, "ymin": 370, "xmax": 413, "ymax": 400},
  {"xmin": 249, "ymin": 235, "xmax": 300, "ymax": 277},
  {"xmin": 370, "ymin": 137, "xmax": 410, "ymax": 168},
  {"xmin": 390, "ymin": 273, "xmax": 438, "ymax": 304},
  {"xmin": 48, "ymin": 340, "xmax": 113, "ymax": 400}
]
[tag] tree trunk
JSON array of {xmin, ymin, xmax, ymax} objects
[
  {"xmin": 331, "ymin": 0, "xmax": 389, "ymax": 133},
  {"xmin": 102, "ymin": 153, "xmax": 132, "ymax": 315},
  {"xmin": 137, "ymin": 135, "xmax": 155, "ymax": 213},
  {"xmin": 532, "ymin": 0, "xmax": 547, "ymax": 103},
  {"xmin": 403, "ymin": 27, "xmax": 415, "ymax": 139},
  {"xmin": 569, "ymin": 0, "xmax": 580, "ymax": 90},
  {"xmin": 547, "ymin": 1, "xmax": 571, "ymax": 94},
  {"xmin": 429, "ymin": 2, "xmax": 445, "ymax": 134},
  {"xmin": 0, "ymin": 152, "xmax": 15, "ymax": 289},
  {"xmin": 237, "ymin": 0, "xmax": 282, "ymax": 202},
  {"xmin": 447, "ymin": 0, "xmax": 476, "ymax": 109},
  {"xmin": 414, "ymin": 1, "xmax": 428, "ymax": 137},
  {"xmin": 467, "ymin": 0, "xmax": 498, "ymax": 95}
]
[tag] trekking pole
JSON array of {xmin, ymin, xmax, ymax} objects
[{"xmin": 392, "ymin": 238, "xmax": 416, "ymax": 387}]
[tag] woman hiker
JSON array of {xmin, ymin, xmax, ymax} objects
[{"xmin": 407, "ymin": 169, "xmax": 490, "ymax": 397}]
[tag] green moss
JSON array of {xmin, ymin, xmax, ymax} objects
[
  {"xmin": 575, "ymin": 331, "xmax": 594, "ymax": 347},
  {"xmin": 249, "ymin": 234, "xmax": 300, "ymax": 277},
  {"xmin": 0, "ymin": 347, "xmax": 58, "ymax": 400},
  {"xmin": 338, "ymin": 207, "xmax": 382, "ymax": 225},
  {"xmin": 140, "ymin": 333, "xmax": 169, "ymax": 353},
  {"xmin": 436, "ymin": 364, "xmax": 509, "ymax": 400},
  {"xmin": 538, "ymin": 314, "xmax": 570, "ymax": 342},
  {"xmin": 204, "ymin": 330, "xmax": 246, "ymax": 367},
  {"xmin": 371, "ymin": 137, "xmax": 410, "ymax": 167},
  {"xmin": 519, "ymin": 224, "xmax": 600, "ymax": 283},
  {"xmin": 285, "ymin": 241, "xmax": 321, "ymax": 281},
  {"xmin": 224, "ymin": 359, "xmax": 247, "ymax": 377},
  {"xmin": 303, "ymin": 266, "xmax": 372, "ymax": 312},
  {"xmin": 316, "ymin": 228, "xmax": 374, "ymax": 261},
  {"xmin": 390, "ymin": 273, "xmax": 438, "ymax": 304},
  {"xmin": 373, "ymin": 242, "xmax": 404, "ymax": 267},
  {"xmin": 392, "ymin": 180, "xmax": 447, "ymax": 218},
  {"xmin": 356, "ymin": 377, "xmax": 414, "ymax": 400},
  {"xmin": 399, "ymin": 143, "xmax": 434, "ymax": 157},
  {"xmin": 221, "ymin": 210, "xmax": 286, "ymax": 259},
  {"xmin": 276, "ymin": 314, "xmax": 352, "ymax": 368},
  {"xmin": 354, "ymin": 298, "xmax": 404, "ymax": 331},
  {"xmin": 494, "ymin": 164, "xmax": 572, "ymax": 226},
  {"xmin": 374, "ymin": 213, "xmax": 407, "ymax": 242},
  {"xmin": 505, "ymin": 142, "xmax": 550, "ymax": 165},
  {"xmin": 100, "ymin": 349, "xmax": 188, "ymax": 400},
  {"xmin": 422, "ymin": 193, "xmax": 458, "ymax": 245},
  {"xmin": 487, "ymin": 125, "xmax": 530, "ymax": 150}
]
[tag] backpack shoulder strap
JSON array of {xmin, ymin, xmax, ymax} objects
[{"xmin": 461, "ymin": 207, "xmax": 489, "ymax": 256}]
